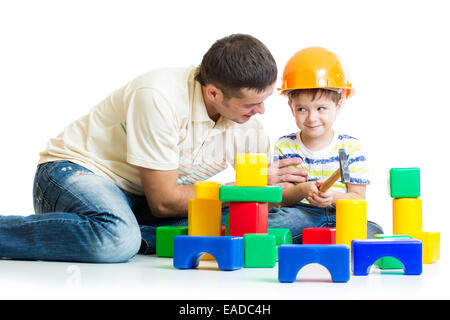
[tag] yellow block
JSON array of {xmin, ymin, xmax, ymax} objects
[
  {"xmin": 235, "ymin": 153, "xmax": 268, "ymax": 187},
  {"xmin": 188, "ymin": 198, "xmax": 222, "ymax": 261},
  {"xmin": 194, "ymin": 181, "xmax": 221, "ymax": 200},
  {"xmin": 407, "ymin": 230, "xmax": 440, "ymax": 264},
  {"xmin": 393, "ymin": 198, "xmax": 422, "ymax": 234},
  {"xmin": 336, "ymin": 199, "xmax": 367, "ymax": 248}
]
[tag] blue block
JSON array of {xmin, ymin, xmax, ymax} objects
[
  {"xmin": 351, "ymin": 239, "xmax": 422, "ymax": 275},
  {"xmin": 173, "ymin": 235, "xmax": 244, "ymax": 271},
  {"xmin": 278, "ymin": 245, "xmax": 350, "ymax": 283}
]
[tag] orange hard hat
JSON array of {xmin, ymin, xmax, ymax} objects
[{"xmin": 279, "ymin": 47, "xmax": 354, "ymax": 99}]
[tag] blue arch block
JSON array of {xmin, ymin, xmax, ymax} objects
[
  {"xmin": 173, "ymin": 235, "xmax": 244, "ymax": 271},
  {"xmin": 351, "ymin": 239, "xmax": 422, "ymax": 275},
  {"xmin": 278, "ymin": 245, "xmax": 350, "ymax": 283}
]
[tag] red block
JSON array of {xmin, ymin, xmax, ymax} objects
[
  {"xmin": 221, "ymin": 225, "xmax": 226, "ymax": 236},
  {"xmin": 303, "ymin": 227, "xmax": 336, "ymax": 244},
  {"xmin": 228, "ymin": 202, "xmax": 268, "ymax": 236}
]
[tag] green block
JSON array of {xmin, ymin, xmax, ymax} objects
[
  {"xmin": 373, "ymin": 234, "xmax": 413, "ymax": 269},
  {"xmin": 390, "ymin": 167, "xmax": 420, "ymax": 198},
  {"xmin": 225, "ymin": 214, "xmax": 229, "ymax": 236},
  {"xmin": 244, "ymin": 234, "xmax": 277, "ymax": 268},
  {"xmin": 268, "ymin": 228, "xmax": 293, "ymax": 261},
  {"xmin": 156, "ymin": 226, "xmax": 188, "ymax": 257},
  {"xmin": 219, "ymin": 185, "xmax": 282, "ymax": 203}
]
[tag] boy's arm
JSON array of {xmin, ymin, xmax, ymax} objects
[
  {"xmin": 334, "ymin": 183, "xmax": 366, "ymax": 202},
  {"xmin": 269, "ymin": 181, "xmax": 318, "ymax": 208}
]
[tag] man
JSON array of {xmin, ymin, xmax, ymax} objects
[{"xmin": 0, "ymin": 34, "xmax": 306, "ymax": 262}]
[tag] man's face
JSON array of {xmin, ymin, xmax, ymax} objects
[{"xmin": 211, "ymin": 82, "xmax": 276, "ymax": 124}]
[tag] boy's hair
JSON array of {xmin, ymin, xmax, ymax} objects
[
  {"xmin": 288, "ymin": 88, "xmax": 341, "ymax": 105},
  {"xmin": 195, "ymin": 34, "xmax": 277, "ymax": 100}
]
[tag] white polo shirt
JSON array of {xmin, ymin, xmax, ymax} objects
[{"xmin": 39, "ymin": 66, "xmax": 272, "ymax": 195}]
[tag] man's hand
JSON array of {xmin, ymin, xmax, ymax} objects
[{"xmin": 267, "ymin": 158, "xmax": 308, "ymax": 189}]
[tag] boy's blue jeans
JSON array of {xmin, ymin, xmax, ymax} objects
[{"xmin": 0, "ymin": 160, "xmax": 383, "ymax": 263}]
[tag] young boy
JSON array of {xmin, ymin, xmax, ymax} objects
[{"xmin": 268, "ymin": 47, "xmax": 383, "ymax": 243}]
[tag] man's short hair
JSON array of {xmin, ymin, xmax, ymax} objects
[{"xmin": 195, "ymin": 34, "xmax": 277, "ymax": 99}]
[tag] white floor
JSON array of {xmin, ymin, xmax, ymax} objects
[{"xmin": 0, "ymin": 247, "xmax": 447, "ymax": 300}]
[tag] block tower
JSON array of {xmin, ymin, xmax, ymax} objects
[
  {"xmin": 389, "ymin": 167, "xmax": 440, "ymax": 264},
  {"xmin": 219, "ymin": 153, "xmax": 287, "ymax": 268}
]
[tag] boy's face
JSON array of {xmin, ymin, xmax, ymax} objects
[{"xmin": 289, "ymin": 91, "xmax": 342, "ymax": 142}]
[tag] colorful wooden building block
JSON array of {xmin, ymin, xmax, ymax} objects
[
  {"xmin": 219, "ymin": 185, "xmax": 282, "ymax": 203},
  {"xmin": 188, "ymin": 198, "xmax": 222, "ymax": 261},
  {"xmin": 244, "ymin": 234, "xmax": 277, "ymax": 268},
  {"xmin": 351, "ymin": 239, "xmax": 422, "ymax": 275},
  {"xmin": 373, "ymin": 234, "xmax": 413, "ymax": 269},
  {"xmin": 303, "ymin": 227, "xmax": 336, "ymax": 244},
  {"xmin": 389, "ymin": 167, "xmax": 420, "ymax": 198},
  {"xmin": 228, "ymin": 202, "xmax": 268, "ymax": 236},
  {"xmin": 393, "ymin": 198, "xmax": 422, "ymax": 234},
  {"xmin": 156, "ymin": 226, "xmax": 188, "ymax": 258},
  {"xmin": 194, "ymin": 181, "xmax": 222, "ymax": 200},
  {"xmin": 235, "ymin": 153, "xmax": 268, "ymax": 187},
  {"xmin": 268, "ymin": 228, "xmax": 293, "ymax": 261},
  {"xmin": 173, "ymin": 236, "xmax": 244, "ymax": 271},
  {"xmin": 268, "ymin": 228, "xmax": 293, "ymax": 246},
  {"xmin": 336, "ymin": 199, "xmax": 367, "ymax": 247},
  {"xmin": 278, "ymin": 245, "xmax": 350, "ymax": 283},
  {"xmin": 188, "ymin": 198, "xmax": 222, "ymax": 236},
  {"xmin": 407, "ymin": 231, "xmax": 440, "ymax": 264}
]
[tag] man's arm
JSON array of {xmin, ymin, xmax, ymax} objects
[{"xmin": 138, "ymin": 167, "xmax": 195, "ymax": 217}]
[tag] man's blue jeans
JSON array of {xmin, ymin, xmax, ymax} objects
[{"xmin": 0, "ymin": 160, "xmax": 383, "ymax": 263}]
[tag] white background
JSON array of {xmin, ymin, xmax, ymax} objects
[{"xmin": 0, "ymin": 0, "xmax": 448, "ymax": 298}]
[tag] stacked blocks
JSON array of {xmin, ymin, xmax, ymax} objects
[
  {"xmin": 352, "ymin": 239, "xmax": 422, "ymax": 275},
  {"xmin": 171, "ymin": 153, "xmax": 283, "ymax": 271},
  {"xmin": 173, "ymin": 236, "xmax": 244, "ymax": 271},
  {"xmin": 303, "ymin": 227, "xmax": 336, "ymax": 244},
  {"xmin": 390, "ymin": 167, "xmax": 440, "ymax": 264},
  {"xmin": 278, "ymin": 245, "xmax": 350, "ymax": 283},
  {"xmin": 219, "ymin": 153, "xmax": 283, "ymax": 268}
]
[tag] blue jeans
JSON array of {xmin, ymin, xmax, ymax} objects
[{"xmin": 0, "ymin": 160, "xmax": 383, "ymax": 263}]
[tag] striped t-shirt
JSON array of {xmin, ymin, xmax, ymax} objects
[{"xmin": 274, "ymin": 130, "xmax": 369, "ymax": 204}]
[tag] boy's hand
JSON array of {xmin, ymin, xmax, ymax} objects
[
  {"xmin": 298, "ymin": 181, "xmax": 320, "ymax": 199},
  {"xmin": 307, "ymin": 179, "xmax": 335, "ymax": 207},
  {"xmin": 268, "ymin": 158, "xmax": 308, "ymax": 189}
]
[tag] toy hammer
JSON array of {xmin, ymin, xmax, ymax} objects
[{"xmin": 319, "ymin": 149, "xmax": 350, "ymax": 192}]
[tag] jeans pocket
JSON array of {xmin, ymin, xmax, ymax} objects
[{"xmin": 33, "ymin": 164, "xmax": 57, "ymax": 213}]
